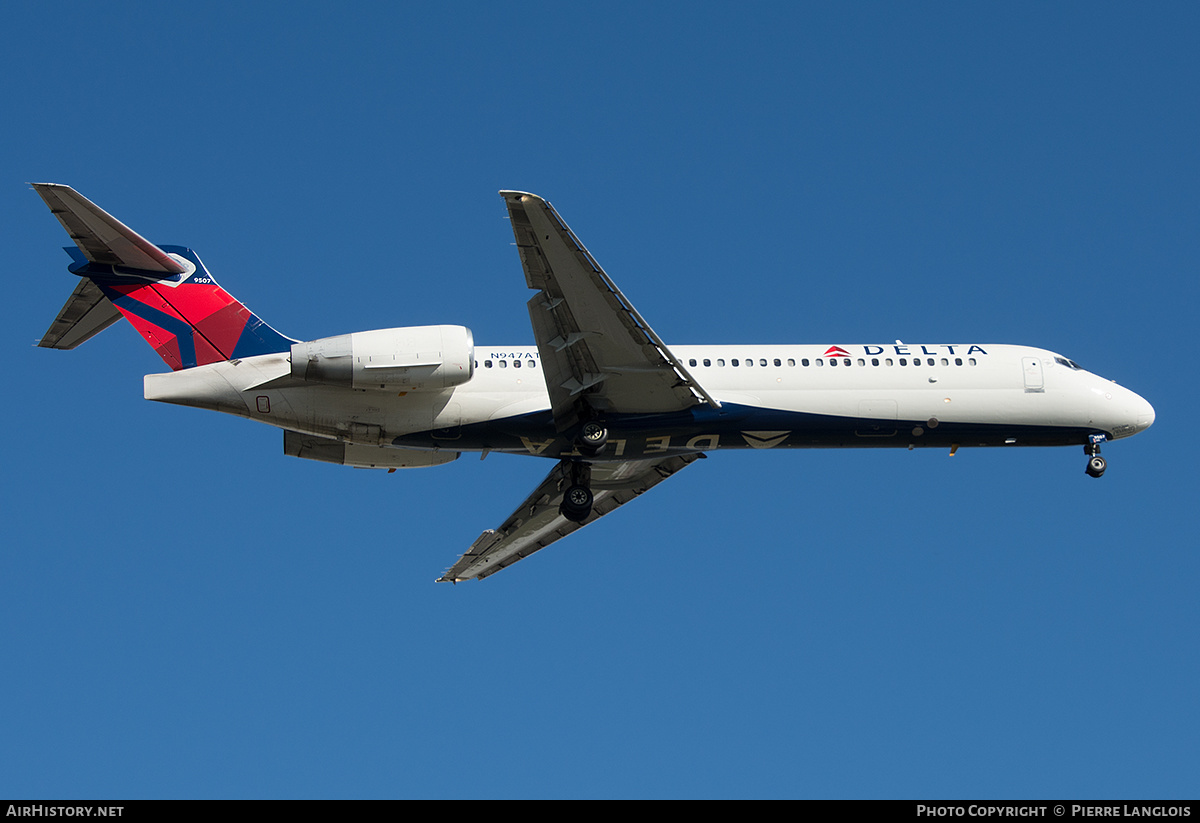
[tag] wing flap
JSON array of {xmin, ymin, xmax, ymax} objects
[{"xmin": 438, "ymin": 453, "xmax": 703, "ymax": 582}]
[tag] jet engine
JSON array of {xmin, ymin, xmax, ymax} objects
[
  {"xmin": 291, "ymin": 325, "xmax": 474, "ymax": 391},
  {"xmin": 283, "ymin": 431, "xmax": 458, "ymax": 469}
]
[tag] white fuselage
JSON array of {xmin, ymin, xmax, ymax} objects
[{"xmin": 144, "ymin": 341, "xmax": 1155, "ymax": 464}]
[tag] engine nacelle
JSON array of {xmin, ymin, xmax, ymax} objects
[
  {"xmin": 291, "ymin": 325, "xmax": 474, "ymax": 391},
  {"xmin": 284, "ymin": 431, "xmax": 458, "ymax": 469}
]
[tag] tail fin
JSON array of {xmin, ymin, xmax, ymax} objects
[{"xmin": 34, "ymin": 183, "xmax": 294, "ymax": 371}]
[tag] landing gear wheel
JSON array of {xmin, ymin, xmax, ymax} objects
[
  {"xmin": 1084, "ymin": 434, "xmax": 1108, "ymax": 478},
  {"xmin": 578, "ymin": 422, "xmax": 608, "ymax": 456},
  {"xmin": 560, "ymin": 484, "xmax": 594, "ymax": 522}
]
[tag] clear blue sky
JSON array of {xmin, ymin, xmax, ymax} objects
[{"xmin": 2, "ymin": 2, "xmax": 1196, "ymax": 799}]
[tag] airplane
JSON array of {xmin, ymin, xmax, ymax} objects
[{"xmin": 32, "ymin": 184, "xmax": 1156, "ymax": 582}]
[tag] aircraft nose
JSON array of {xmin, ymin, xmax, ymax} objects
[
  {"xmin": 1135, "ymin": 394, "xmax": 1155, "ymax": 432},
  {"xmin": 1092, "ymin": 382, "xmax": 1155, "ymax": 439}
]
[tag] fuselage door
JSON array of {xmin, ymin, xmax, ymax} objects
[{"xmin": 1022, "ymin": 357, "xmax": 1044, "ymax": 392}]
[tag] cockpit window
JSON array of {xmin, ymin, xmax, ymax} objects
[{"xmin": 1055, "ymin": 356, "xmax": 1083, "ymax": 371}]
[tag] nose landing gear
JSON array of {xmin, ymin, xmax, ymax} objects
[{"xmin": 1085, "ymin": 434, "xmax": 1108, "ymax": 478}]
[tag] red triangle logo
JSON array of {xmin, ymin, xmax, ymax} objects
[{"xmin": 823, "ymin": 345, "xmax": 851, "ymax": 358}]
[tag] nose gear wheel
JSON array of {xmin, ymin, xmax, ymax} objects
[{"xmin": 1084, "ymin": 434, "xmax": 1108, "ymax": 478}]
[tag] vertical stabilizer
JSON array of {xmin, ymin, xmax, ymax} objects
[{"xmin": 33, "ymin": 184, "xmax": 294, "ymax": 370}]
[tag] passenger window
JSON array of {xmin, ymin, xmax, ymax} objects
[
  {"xmin": 830, "ymin": 358, "xmax": 838, "ymax": 367},
  {"xmin": 774, "ymin": 358, "xmax": 781, "ymax": 366},
  {"xmin": 941, "ymin": 358, "xmax": 948, "ymax": 366},
  {"xmin": 485, "ymin": 360, "xmax": 493, "ymax": 368},
  {"xmin": 955, "ymin": 358, "xmax": 963, "ymax": 366},
  {"xmin": 689, "ymin": 359, "xmax": 697, "ymax": 367},
  {"xmin": 529, "ymin": 360, "xmax": 537, "ymax": 368},
  {"xmin": 745, "ymin": 359, "xmax": 752, "ymax": 367},
  {"xmin": 871, "ymin": 358, "xmax": 879, "ymax": 366},
  {"xmin": 816, "ymin": 358, "xmax": 824, "ymax": 366},
  {"xmin": 513, "ymin": 360, "xmax": 522, "ymax": 368},
  {"xmin": 969, "ymin": 358, "xmax": 977, "ymax": 365},
  {"xmin": 498, "ymin": 360, "xmax": 507, "ymax": 368},
  {"xmin": 857, "ymin": 358, "xmax": 865, "ymax": 366},
  {"xmin": 717, "ymin": 359, "xmax": 726, "ymax": 367},
  {"xmin": 703, "ymin": 358, "xmax": 711, "ymax": 367},
  {"xmin": 732, "ymin": 359, "xmax": 739, "ymax": 367},
  {"xmin": 899, "ymin": 358, "xmax": 907, "ymax": 366},
  {"xmin": 801, "ymin": 359, "xmax": 809, "ymax": 366},
  {"xmin": 927, "ymin": 358, "xmax": 935, "ymax": 366},
  {"xmin": 787, "ymin": 358, "xmax": 795, "ymax": 366}
]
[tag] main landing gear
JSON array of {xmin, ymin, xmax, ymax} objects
[
  {"xmin": 560, "ymin": 419, "xmax": 606, "ymax": 521},
  {"xmin": 578, "ymin": 421, "xmax": 608, "ymax": 456},
  {"xmin": 559, "ymin": 461, "xmax": 594, "ymax": 523},
  {"xmin": 1085, "ymin": 434, "xmax": 1108, "ymax": 478}
]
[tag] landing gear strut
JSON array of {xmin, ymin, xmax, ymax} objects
[
  {"xmin": 559, "ymin": 462, "xmax": 594, "ymax": 522},
  {"xmin": 1085, "ymin": 434, "xmax": 1108, "ymax": 478}
]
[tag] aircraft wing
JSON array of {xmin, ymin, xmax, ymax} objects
[
  {"xmin": 438, "ymin": 453, "xmax": 703, "ymax": 582},
  {"xmin": 501, "ymin": 191, "xmax": 719, "ymax": 434},
  {"xmin": 31, "ymin": 182, "xmax": 187, "ymax": 274}
]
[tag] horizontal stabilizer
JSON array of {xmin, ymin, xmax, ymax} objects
[
  {"xmin": 37, "ymin": 278, "xmax": 123, "ymax": 349},
  {"xmin": 30, "ymin": 183, "xmax": 187, "ymax": 274}
]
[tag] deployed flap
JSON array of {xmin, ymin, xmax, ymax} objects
[
  {"xmin": 438, "ymin": 453, "xmax": 703, "ymax": 582},
  {"xmin": 37, "ymin": 278, "xmax": 122, "ymax": 349},
  {"xmin": 501, "ymin": 191, "xmax": 718, "ymax": 433},
  {"xmin": 30, "ymin": 183, "xmax": 187, "ymax": 274}
]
